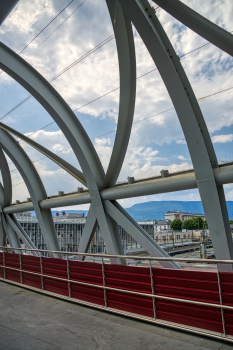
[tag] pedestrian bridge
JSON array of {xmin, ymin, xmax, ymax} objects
[
  {"xmin": 1, "ymin": 246, "xmax": 233, "ymax": 345},
  {"xmin": 0, "ymin": 0, "xmax": 233, "ymax": 347}
]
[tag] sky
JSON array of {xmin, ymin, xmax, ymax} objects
[{"xmin": 0, "ymin": 0, "xmax": 232, "ymax": 211}]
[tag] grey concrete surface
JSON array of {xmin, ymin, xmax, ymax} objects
[{"xmin": 0, "ymin": 281, "xmax": 232, "ymax": 350}]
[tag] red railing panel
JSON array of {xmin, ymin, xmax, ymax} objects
[{"xmin": 1, "ymin": 253, "xmax": 233, "ymax": 337}]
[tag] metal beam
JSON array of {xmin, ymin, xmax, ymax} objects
[
  {"xmin": 0, "ymin": 2, "xmax": 232, "ymax": 265},
  {"xmin": 153, "ymin": 0, "xmax": 233, "ymax": 57},
  {"xmin": 119, "ymin": 0, "xmax": 233, "ymax": 270},
  {"xmin": 0, "ymin": 42, "xmax": 104, "ymax": 189},
  {"xmin": 0, "ymin": 0, "xmax": 19, "ymax": 26},
  {"xmin": 77, "ymin": 204, "xmax": 98, "ymax": 260},
  {"xmin": 0, "ymin": 122, "xmax": 87, "ymax": 186},
  {"xmin": 102, "ymin": 0, "xmax": 136, "ymax": 188},
  {"xmin": 0, "ymin": 128, "xmax": 60, "ymax": 256},
  {"xmin": 0, "ymin": 41, "xmax": 125, "ymax": 258},
  {"xmin": 0, "ymin": 147, "xmax": 12, "ymax": 206},
  {"xmin": 5, "ymin": 214, "xmax": 39, "ymax": 255},
  {"xmin": 104, "ymin": 200, "xmax": 180, "ymax": 269},
  {"xmin": 3, "ymin": 163, "xmax": 233, "ymax": 213},
  {"xmin": 1, "ymin": 208, "xmax": 20, "ymax": 250}
]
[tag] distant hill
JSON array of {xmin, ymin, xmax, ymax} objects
[
  {"xmin": 31, "ymin": 201, "xmax": 233, "ymax": 222},
  {"xmin": 125, "ymin": 201, "xmax": 233, "ymax": 221}
]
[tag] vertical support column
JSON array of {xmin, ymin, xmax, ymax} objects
[
  {"xmin": 67, "ymin": 254, "xmax": 71, "ymax": 298},
  {"xmin": 3, "ymin": 249, "xmax": 6, "ymax": 279},
  {"xmin": 19, "ymin": 253, "xmax": 23, "ymax": 284},
  {"xmin": 102, "ymin": 257, "xmax": 107, "ymax": 307},
  {"xmin": 40, "ymin": 255, "xmax": 44, "ymax": 290},
  {"xmin": 149, "ymin": 261, "xmax": 156, "ymax": 319},
  {"xmin": 66, "ymin": 224, "xmax": 67, "ymax": 253},
  {"xmin": 216, "ymin": 266, "xmax": 226, "ymax": 336}
]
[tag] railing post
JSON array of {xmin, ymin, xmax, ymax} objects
[
  {"xmin": 102, "ymin": 257, "xmax": 107, "ymax": 307},
  {"xmin": 67, "ymin": 254, "xmax": 71, "ymax": 298},
  {"xmin": 3, "ymin": 248, "xmax": 6, "ymax": 279},
  {"xmin": 216, "ymin": 265, "xmax": 226, "ymax": 336},
  {"xmin": 149, "ymin": 261, "xmax": 157, "ymax": 319},
  {"xmin": 19, "ymin": 253, "xmax": 23, "ymax": 284},
  {"xmin": 40, "ymin": 255, "xmax": 44, "ymax": 290}
]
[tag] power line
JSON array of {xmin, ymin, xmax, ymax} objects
[
  {"xmin": 10, "ymin": 84, "xmax": 233, "ymax": 180},
  {"xmin": 0, "ymin": 0, "xmax": 88, "ymax": 96},
  {"xmin": 0, "ymin": 34, "xmax": 115, "ymax": 122},
  {"xmin": 19, "ymin": 0, "xmax": 78, "ymax": 55},
  {"xmin": 2, "ymin": 30, "xmax": 230, "ymax": 130},
  {"xmin": 0, "ymin": 0, "xmax": 80, "ymax": 75},
  {"xmin": 38, "ymin": 0, "xmax": 87, "ymax": 47}
]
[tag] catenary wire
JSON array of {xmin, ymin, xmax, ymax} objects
[
  {"xmin": 0, "ymin": 0, "xmax": 88, "ymax": 84},
  {"xmin": 0, "ymin": 0, "xmax": 81, "ymax": 73},
  {"xmin": 10, "ymin": 84, "xmax": 233, "ymax": 184},
  {"xmin": 38, "ymin": 0, "xmax": 87, "ymax": 47},
  {"xmin": 0, "ymin": 34, "xmax": 115, "ymax": 122},
  {"xmin": 4, "ymin": 22, "xmax": 233, "ymax": 176},
  {"xmin": 2, "ymin": 27, "xmax": 232, "ymax": 129}
]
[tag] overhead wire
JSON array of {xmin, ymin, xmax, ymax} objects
[
  {"xmin": 4, "ymin": 0, "xmax": 83, "ymax": 57},
  {"xmin": 38, "ymin": 0, "xmax": 87, "ymax": 47},
  {"xmin": 8, "ymin": 43, "xmax": 233, "ymax": 174},
  {"xmin": 3, "ymin": 9, "xmax": 233, "ymax": 185},
  {"xmin": 10, "ymin": 84, "xmax": 233, "ymax": 184},
  {"xmin": 0, "ymin": 0, "xmax": 82, "ymax": 75},
  {"xmin": 2, "ymin": 27, "xmax": 232, "ymax": 127},
  {"xmin": 0, "ymin": 34, "xmax": 115, "ymax": 122}
]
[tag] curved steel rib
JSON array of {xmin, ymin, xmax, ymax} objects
[
  {"xmin": 0, "ymin": 122, "xmax": 87, "ymax": 186},
  {"xmin": 0, "ymin": 42, "xmax": 125, "ymax": 259},
  {"xmin": 0, "ymin": 42, "xmax": 104, "ymax": 190},
  {"xmin": 102, "ymin": 0, "xmax": 136, "ymax": 188},
  {"xmin": 5, "ymin": 213, "xmax": 38, "ymax": 255},
  {"xmin": 0, "ymin": 147, "xmax": 12, "ymax": 207},
  {"xmin": 0, "ymin": 147, "xmax": 20, "ymax": 249},
  {"xmin": 153, "ymin": 0, "xmax": 233, "ymax": 57},
  {"xmin": 119, "ymin": 0, "xmax": 232, "ymax": 269},
  {"xmin": 0, "ymin": 128, "xmax": 60, "ymax": 256}
]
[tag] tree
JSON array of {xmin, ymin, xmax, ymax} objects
[
  {"xmin": 203, "ymin": 220, "xmax": 208, "ymax": 229},
  {"xmin": 196, "ymin": 217, "xmax": 204, "ymax": 229},
  {"xmin": 170, "ymin": 219, "xmax": 182, "ymax": 231},
  {"xmin": 182, "ymin": 218, "xmax": 198, "ymax": 231}
]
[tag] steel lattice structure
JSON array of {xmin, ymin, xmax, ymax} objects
[{"xmin": 0, "ymin": 0, "xmax": 233, "ymax": 271}]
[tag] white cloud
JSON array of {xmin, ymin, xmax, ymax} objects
[
  {"xmin": 1, "ymin": 0, "xmax": 233, "ymax": 204},
  {"xmin": 176, "ymin": 139, "xmax": 187, "ymax": 144},
  {"xmin": 178, "ymin": 155, "xmax": 189, "ymax": 160},
  {"xmin": 94, "ymin": 137, "xmax": 111, "ymax": 146},
  {"xmin": 212, "ymin": 134, "xmax": 233, "ymax": 143}
]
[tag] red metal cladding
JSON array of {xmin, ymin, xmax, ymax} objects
[{"xmin": 1, "ymin": 253, "xmax": 233, "ymax": 336}]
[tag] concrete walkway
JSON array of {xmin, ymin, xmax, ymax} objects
[{"xmin": 0, "ymin": 281, "xmax": 232, "ymax": 350}]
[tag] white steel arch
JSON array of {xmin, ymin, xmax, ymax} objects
[{"xmin": 0, "ymin": 0, "xmax": 232, "ymax": 270}]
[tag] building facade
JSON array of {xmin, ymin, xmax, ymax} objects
[
  {"xmin": 165, "ymin": 210, "xmax": 206, "ymax": 222},
  {"xmin": 14, "ymin": 211, "xmax": 209, "ymax": 254}
]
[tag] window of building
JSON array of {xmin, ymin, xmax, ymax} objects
[{"xmin": 176, "ymin": 235, "xmax": 180, "ymax": 239}]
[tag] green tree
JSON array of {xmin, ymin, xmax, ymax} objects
[
  {"xmin": 203, "ymin": 220, "xmax": 208, "ymax": 229},
  {"xmin": 170, "ymin": 219, "xmax": 182, "ymax": 231},
  {"xmin": 182, "ymin": 218, "xmax": 198, "ymax": 231},
  {"xmin": 230, "ymin": 220, "xmax": 233, "ymax": 224},
  {"xmin": 196, "ymin": 217, "xmax": 204, "ymax": 229}
]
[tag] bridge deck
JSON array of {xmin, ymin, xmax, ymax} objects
[{"xmin": 1, "ymin": 281, "xmax": 231, "ymax": 350}]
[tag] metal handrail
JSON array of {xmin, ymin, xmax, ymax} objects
[
  {"xmin": 0, "ymin": 245, "xmax": 232, "ymax": 264},
  {"xmin": 1, "ymin": 263, "xmax": 233, "ymax": 311},
  {"xmin": 1, "ymin": 245, "xmax": 233, "ymax": 341}
]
